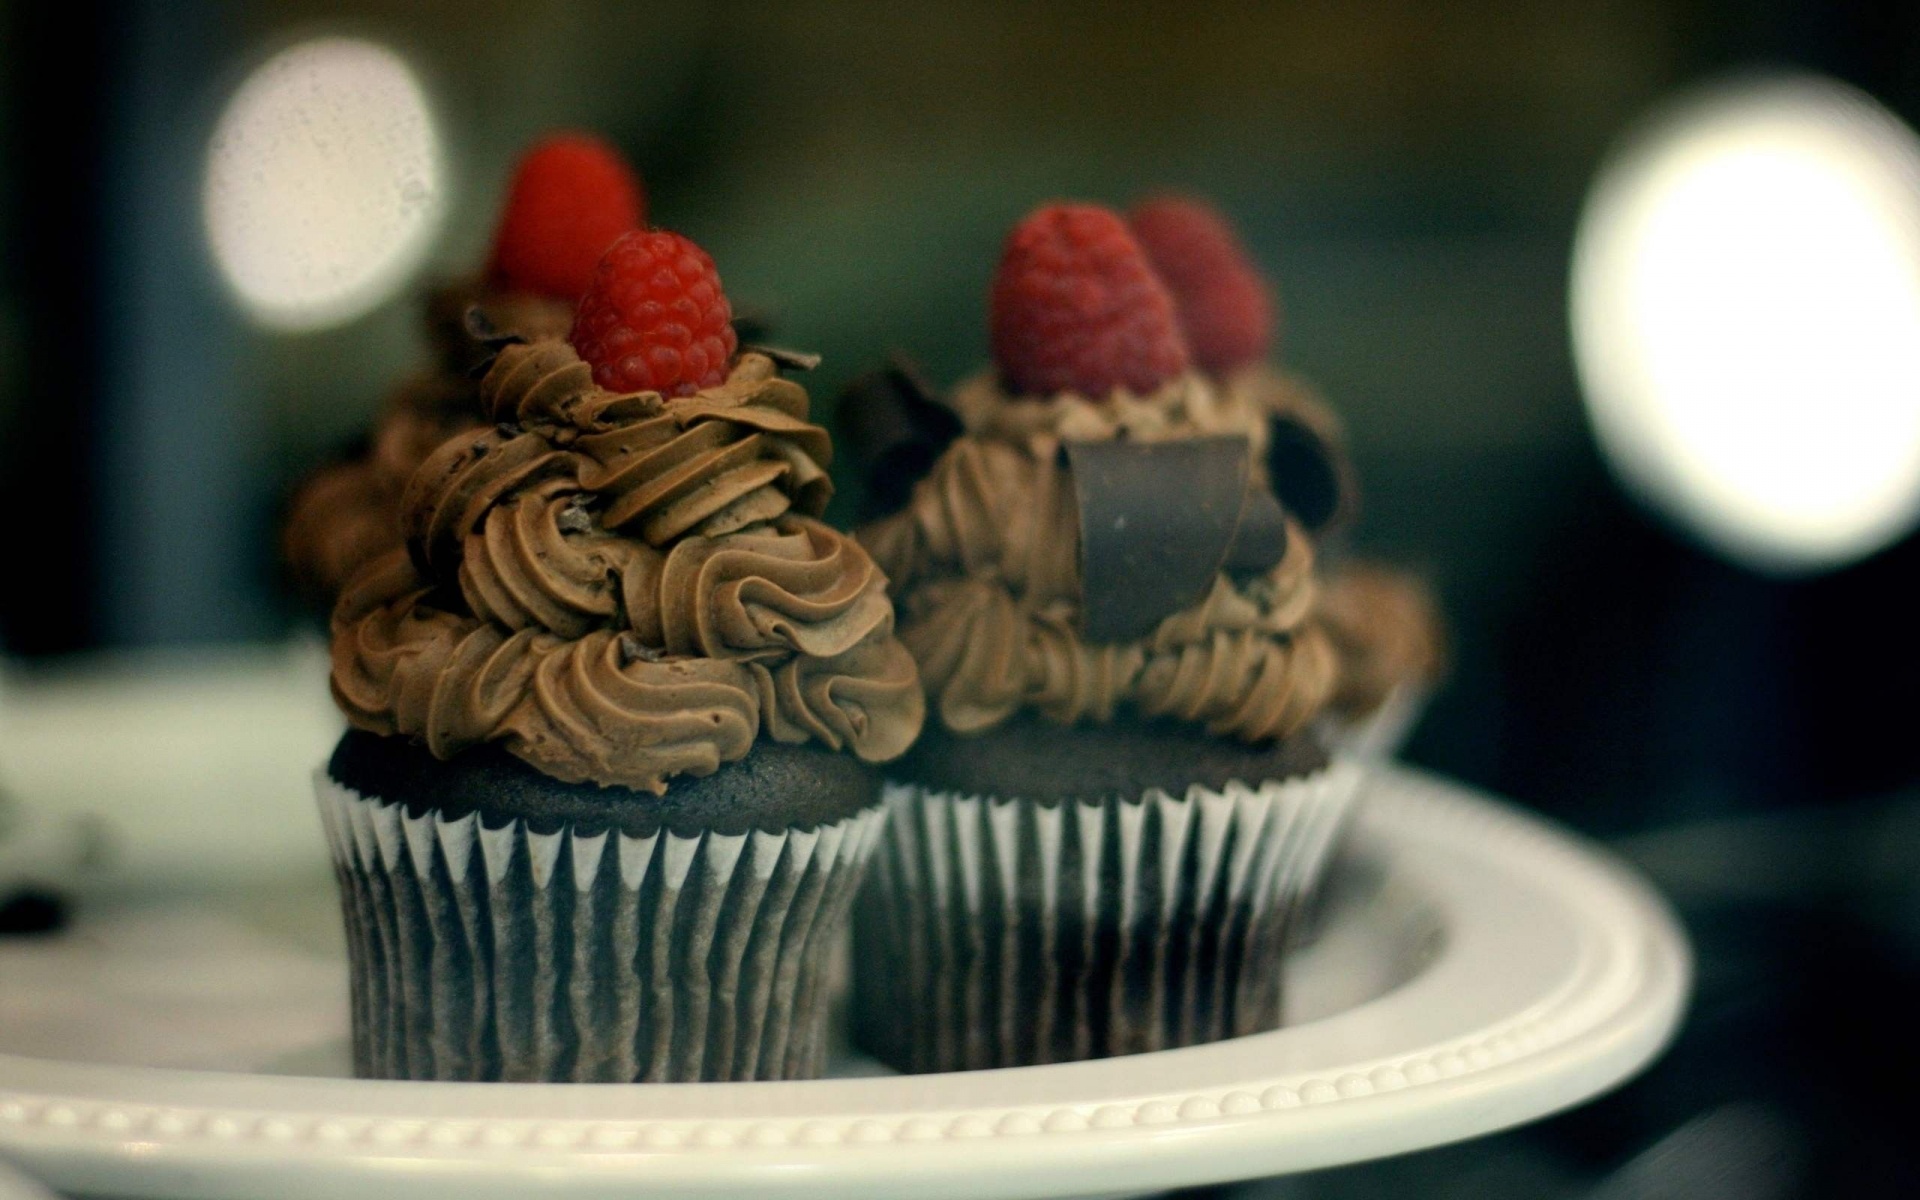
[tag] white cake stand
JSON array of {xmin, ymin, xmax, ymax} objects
[{"xmin": 0, "ymin": 766, "xmax": 1688, "ymax": 1200}]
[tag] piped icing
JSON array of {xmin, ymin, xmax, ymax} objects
[
  {"xmin": 282, "ymin": 371, "xmax": 484, "ymax": 604},
  {"xmin": 331, "ymin": 343, "xmax": 923, "ymax": 793},
  {"xmin": 284, "ymin": 281, "xmax": 575, "ymax": 606},
  {"xmin": 1317, "ymin": 560, "xmax": 1444, "ymax": 721},
  {"xmin": 861, "ymin": 369, "xmax": 1336, "ymax": 744}
]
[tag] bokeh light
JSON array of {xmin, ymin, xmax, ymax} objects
[
  {"xmin": 203, "ymin": 37, "xmax": 443, "ymax": 332},
  {"xmin": 1571, "ymin": 75, "xmax": 1920, "ymax": 574}
]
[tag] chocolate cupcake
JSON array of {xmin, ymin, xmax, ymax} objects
[
  {"xmin": 1130, "ymin": 195, "xmax": 1445, "ymax": 757},
  {"xmin": 844, "ymin": 204, "xmax": 1361, "ymax": 1073},
  {"xmin": 316, "ymin": 227, "xmax": 923, "ymax": 1083},
  {"xmin": 284, "ymin": 133, "xmax": 636, "ymax": 607}
]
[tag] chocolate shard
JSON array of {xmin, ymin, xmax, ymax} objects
[
  {"xmin": 1067, "ymin": 436, "xmax": 1252, "ymax": 643},
  {"xmin": 555, "ymin": 503, "xmax": 595, "ymax": 536},
  {"xmin": 741, "ymin": 344, "xmax": 823, "ymax": 372},
  {"xmin": 1267, "ymin": 414, "xmax": 1355, "ymax": 533},
  {"xmin": 730, "ymin": 305, "xmax": 778, "ymax": 346},
  {"xmin": 463, "ymin": 304, "xmax": 529, "ymax": 349},
  {"xmin": 463, "ymin": 304, "xmax": 501, "ymax": 342},
  {"xmin": 838, "ymin": 356, "xmax": 964, "ymax": 520},
  {"xmin": 1223, "ymin": 485, "xmax": 1288, "ymax": 575},
  {"xmin": 463, "ymin": 305, "xmax": 533, "ymax": 379},
  {"xmin": 616, "ymin": 632, "xmax": 666, "ymax": 667}
]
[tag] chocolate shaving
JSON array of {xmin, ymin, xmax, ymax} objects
[
  {"xmin": 463, "ymin": 305, "xmax": 529, "ymax": 350},
  {"xmin": 462, "ymin": 306, "xmax": 531, "ymax": 379},
  {"xmin": 730, "ymin": 306, "xmax": 777, "ymax": 345},
  {"xmin": 616, "ymin": 633, "xmax": 666, "ymax": 667},
  {"xmin": 1267, "ymin": 414, "xmax": 1355, "ymax": 533},
  {"xmin": 838, "ymin": 356, "xmax": 964, "ymax": 520},
  {"xmin": 463, "ymin": 305, "xmax": 501, "ymax": 343},
  {"xmin": 742, "ymin": 344, "xmax": 823, "ymax": 372},
  {"xmin": 1066, "ymin": 436, "xmax": 1255, "ymax": 643},
  {"xmin": 556, "ymin": 504, "xmax": 595, "ymax": 536}
]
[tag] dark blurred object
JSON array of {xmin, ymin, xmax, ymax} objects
[
  {"xmin": 1584, "ymin": 1104, "xmax": 1806, "ymax": 1200},
  {"xmin": 1210, "ymin": 1104, "xmax": 1808, "ymax": 1200},
  {"xmin": 0, "ymin": 890, "xmax": 68, "ymax": 938},
  {"xmin": 836, "ymin": 356, "xmax": 961, "ymax": 519},
  {"xmin": 0, "ymin": 0, "xmax": 119, "ymax": 654},
  {"xmin": 0, "ymin": 786, "xmax": 98, "ymax": 939}
]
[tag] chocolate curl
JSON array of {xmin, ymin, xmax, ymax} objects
[
  {"xmin": 730, "ymin": 305, "xmax": 778, "ymax": 346},
  {"xmin": 740, "ymin": 344, "xmax": 823, "ymax": 372},
  {"xmin": 1068, "ymin": 435, "xmax": 1275, "ymax": 643},
  {"xmin": 837, "ymin": 357, "xmax": 964, "ymax": 520},
  {"xmin": 1268, "ymin": 413, "xmax": 1355, "ymax": 534},
  {"xmin": 1223, "ymin": 486, "xmax": 1288, "ymax": 576},
  {"xmin": 463, "ymin": 305, "xmax": 530, "ymax": 379},
  {"xmin": 462, "ymin": 305, "xmax": 518, "ymax": 346}
]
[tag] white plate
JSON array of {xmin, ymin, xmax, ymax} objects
[
  {"xmin": 0, "ymin": 1158, "xmax": 57, "ymax": 1200},
  {"xmin": 0, "ymin": 767, "xmax": 1689, "ymax": 1200}
]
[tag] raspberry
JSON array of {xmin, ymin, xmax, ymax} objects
[
  {"xmin": 989, "ymin": 204, "xmax": 1189, "ymax": 397},
  {"xmin": 1128, "ymin": 195, "xmax": 1275, "ymax": 373},
  {"xmin": 569, "ymin": 229, "xmax": 737, "ymax": 397},
  {"xmin": 490, "ymin": 133, "xmax": 645, "ymax": 300}
]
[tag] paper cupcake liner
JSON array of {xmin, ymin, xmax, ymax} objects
[
  {"xmin": 1325, "ymin": 683, "xmax": 1429, "ymax": 761},
  {"xmin": 850, "ymin": 762, "xmax": 1362, "ymax": 1073},
  {"xmin": 314, "ymin": 772, "xmax": 885, "ymax": 1083}
]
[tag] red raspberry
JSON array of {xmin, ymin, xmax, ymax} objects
[
  {"xmin": 490, "ymin": 133, "xmax": 645, "ymax": 300},
  {"xmin": 989, "ymin": 204, "xmax": 1190, "ymax": 397},
  {"xmin": 570, "ymin": 229, "xmax": 737, "ymax": 397},
  {"xmin": 1129, "ymin": 195, "xmax": 1275, "ymax": 374}
]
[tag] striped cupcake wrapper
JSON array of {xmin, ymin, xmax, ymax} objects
[
  {"xmin": 851, "ymin": 762, "xmax": 1362, "ymax": 1073},
  {"xmin": 314, "ymin": 771, "xmax": 886, "ymax": 1083}
]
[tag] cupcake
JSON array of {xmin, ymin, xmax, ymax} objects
[
  {"xmin": 1129, "ymin": 194, "xmax": 1445, "ymax": 757},
  {"xmin": 844, "ymin": 204, "xmax": 1361, "ymax": 1073},
  {"xmin": 1316, "ymin": 562, "xmax": 1444, "ymax": 757},
  {"xmin": 316, "ymin": 227, "xmax": 923, "ymax": 1083},
  {"xmin": 284, "ymin": 133, "xmax": 641, "ymax": 606}
]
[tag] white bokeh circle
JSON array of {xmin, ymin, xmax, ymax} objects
[
  {"xmin": 1571, "ymin": 75, "xmax": 1920, "ymax": 573},
  {"xmin": 204, "ymin": 37, "xmax": 443, "ymax": 331}
]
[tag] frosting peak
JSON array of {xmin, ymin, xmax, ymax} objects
[{"xmin": 331, "ymin": 342, "xmax": 923, "ymax": 793}]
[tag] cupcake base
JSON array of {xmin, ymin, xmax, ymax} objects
[
  {"xmin": 316, "ymin": 732, "xmax": 885, "ymax": 1083},
  {"xmin": 851, "ymin": 718, "xmax": 1360, "ymax": 1073}
]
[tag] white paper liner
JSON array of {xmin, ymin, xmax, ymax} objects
[
  {"xmin": 313, "ymin": 772, "xmax": 885, "ymax": 1083},
  {"xmin": 851, "ymin": 761, "xmax": 1362, "ymax": 1073},
  {"xmin": 1325, "ymin": 682, "xmax": 1429, "ymax": 761}
]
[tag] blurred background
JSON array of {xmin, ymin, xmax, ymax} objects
[{"xmin": 3, "ymin": 1, "xmax": 1920, "ymax": 1196}]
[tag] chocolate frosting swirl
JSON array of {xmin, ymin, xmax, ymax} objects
[
  {"xmin": 283, "ymin": 372, "xmax": 484, "ymax": 604},
  {"xmin": 863, "ymin": 370, "xmax": 1336, "ymax": 744},
  {"xmin": 283, "ymin": 284, "xmax": 574, "ymax": 607},
  {"xmin": 331, "ymin": 343, "xmax": 923, "ymax": 793},
  {"xmin": 1317, "ymin": 560, "xmax": 1444, "ymax": 719}
]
